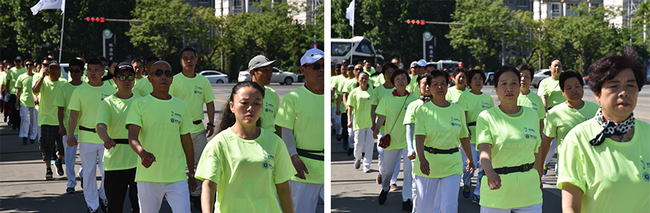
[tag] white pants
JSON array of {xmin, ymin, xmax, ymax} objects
[
  {"xmin": 348, "ymin": 115, "xmax": 355, "ymax": 148},
  {"xmin": 138, "ymin": 181, "xmax": 190, "ymax": 213},
  {"xmin": 411, "ymin": 161, "xmax": 418, "ymax": 210},
  {"xmin": 63, "ymin": 135, "xmax": 79, "ymax": 188},
  {"xmin": 19, "ymin": 106, "xmax": 38, "ymax": 139},
  {"xmin": 381, "ymin": 147, "xmax": 412, "ymax": 201},
  {"xmin": 290, "ymin": 180, "xmax": 324, "ymax": 213},
  {"xmin": 413, "ymin": 174, "xmax": 461, "ymax": 213},
  {"xmin": 190, "ymin": 130, "xmax": 208, "ymax": 197},
  {"xmin": 462, "ymin": 143, "xmax": 482, "ymax": 196},
  {"xmin": 79, "ymin": 142, "xmax": 106, "ymax": 211},
  {"xmin": 544, "ymin": 138, "xmax": 558, "ymax": 173},
  {"xmin": 480, "ymin": 203, "xmax": 542, "ymax": 213},
  {"xmin": 354, "ymin": 128, "xmax": 374, "ymax": 166},
  {"xmin": 331, "ymin": 106, "xmax": 342, "ymax": 135},
  {"xmin": 376, "ymin": 134, "xmax": 400, "ymax": 185}
]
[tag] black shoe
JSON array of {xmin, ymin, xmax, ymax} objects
[
  {"xmin": 336, "ymin": 134, "xmax": 343, "ymax": 141},
  {"xmin": 45, "ymin": 168, "xmax": 53, "ymax": 180},
  {"xmin": 190, "ymin": 195, "xmax": 201, "ymax": 210},
  {"xmin": 22, "ymin": 137, "xmax": 27, "ymax": 145},
  {"xmin": 55, "ymin": 159, "xmax": 64, "ymax": 176},
  {"xmin": 87, "ymin": 207, "xmax": 98, "ymax": 213},
  {"xmin": 80, "ymin": 176, "xmax": 83, "ymax": 189},
  {"xmin": 30, "ymin": 139, "xmax": 35, "ymax": 144},
  {"xmin": 402, "ymin": 199, "xmax": 413, "ymax": 211},
  {"xmin": 99, "ymin": 198, "xmax": 108, "ymax": 213},
  {"xmin": 66, "ymin": 187, "xmax": 75, "ymax": 194},
  {"xmin": 378, "ymin": 190, "xmax": 388, "ymax": 205},
  {"xmin": 347, "ymin": 147, "xmax": 354, "ymax": 156}
]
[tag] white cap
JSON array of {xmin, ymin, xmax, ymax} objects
[
  {"xmin": 416, "ymin": 59, "xmax": 427, "ymax": 67},
  {"xmin": 410, "ymin": 61, "xmax": 418, "ymax": 68},
  {"xmin": 300, "ymin": 48, "xmax": 324, "ymax": 66}
]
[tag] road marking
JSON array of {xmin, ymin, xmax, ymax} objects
[{"xmin": 214, "ymin": 99, "xmax": 227, "ymax": 103}]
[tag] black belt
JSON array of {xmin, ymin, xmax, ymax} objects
[
  {"xmin": 193, "ymin": 120, "xmax": 202, "ymax": 125},
  {"xmin": 114, "ymin": 139, "xmax": 128, "ymax": 144},
  {"xmin": 468, "ymin": 122, "xmax": 476, "ymax": 126},
  {"xmin": 297, "ymin": 148, "xmax": 324, "ymax": 161},
  {"xmin": 494, "ymin": 163, "xmax": 535, "ymax": 175},
  {"xmin": 423, "ymin": 146, "xmax": 459, "ymax": 154},
  {"xmin": 79, "ymin": 125, "xmax": 96, "ymax": 133}
]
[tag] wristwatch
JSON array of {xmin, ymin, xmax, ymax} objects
[{"xmin": 188, "ymin": 174, "xmax": 195, "ymax": 178}]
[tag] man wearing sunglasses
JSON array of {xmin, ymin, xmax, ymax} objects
[
  {"xmin": 169, "ymin": 47, "xmax": 215, "ymax": 209},
  {"xmin": 55, "ymin": 58, "xmax": 86, "ymax": 194},
  {"xmin": 247, "ymin": 55, "xmax": 282, "ymax": 138},
  {"xmin": 5, "ymin": 56, "xmax": 27, "ymax": 130},
  {"xmin": 33, "ymin": 61, "xmax": 67, "ymax": 181},
  {"xmin": 96, "ymin": 62, "xmax": 141, "ymax": 213},
  {"xmin": 276, "ymin": 48, "xmax": 325, "ymax": 213},
  {"xmin": 67, "ymin": 58, "xmax": 116, "ymax": 213},
  {"xmin": 15, "ymin": 58, "xmax": 38, "ymax": 145},
  {"xmin": 126, "ymin": 60, "xmax": 196, "ymax": 212}
]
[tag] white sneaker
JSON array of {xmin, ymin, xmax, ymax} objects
[
  {"xmin": 363, "ymin": 165, "xmax": 371, "ymax": 173},
  {"xmin": 354, "ymin": 159, "xmax": 361, "ymax": 169}
]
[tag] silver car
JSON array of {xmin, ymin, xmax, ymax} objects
[
  {"xmin": 238, "ymin": 67, "xmax": 297, "ymax": 85},
  {"xmin": 199, "ymin": 70, "xmax": 228, "ymax": 84},
  {"xmin": 531, "ymin": 69, "xmax": 551, "ymax": 88}
]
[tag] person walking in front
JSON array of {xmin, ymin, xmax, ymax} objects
[
  {"xmin": 346, "ymin": 71, "xmax": 374, "ymax": 172},
  {"xmin": 15, "ymin": 58, "xmax": 39, "ymax": 144}
]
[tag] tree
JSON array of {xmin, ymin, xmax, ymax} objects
[{"xmin": 447, "ymin": 0, "xmax": 516, "ymax": 69}]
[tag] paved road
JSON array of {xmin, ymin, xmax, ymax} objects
[
  {"xmin": 0, "ymin": 82, "xmax": 312, "ymax": 213},
  {"xmin": 330, "ymin": 85, "xmax": 650, "ymax": 212}
]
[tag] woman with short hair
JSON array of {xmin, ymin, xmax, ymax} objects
[
  {"xmin": 347, "ymin": 71, "xmax": 375, "ymax": 172},
  {"xmin": 558, "ymin": 50, "xmax": 649, "ymax": 213}
]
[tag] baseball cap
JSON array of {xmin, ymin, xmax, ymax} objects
[
  {"xmin": 410, "ymin": 61, "xmax": 418, "ymax": 68},
  {"xmin": 248, "ymin": 55, "xmax": 280, "ymax": 70},
  {"xmin": 300, "ymin": 48, "xmax": 324, "ymax": 66},
  {"xmin": 15, "ymin": 56, "xmax": 22, "ymax": 61},
  {"xmin": 416, "ymin": 59, "xmax": 427, "ymax": 67},
  {"xmin": 347, "ymin": 65, "xmax": 355, "ymax": 69},
  {"xmin": 114, "ymin": 62, "xmax": 134, "ymax": 76}
]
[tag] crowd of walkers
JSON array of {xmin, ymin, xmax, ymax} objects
[
  {"xmin": 331, "ymin": 48, "xmax": 648, "ymax": 212},
  {"xmin": 1, "ymin": 47, "xmax": 325, "ymax": 213}
]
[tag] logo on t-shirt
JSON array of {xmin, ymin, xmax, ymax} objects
[
  {"xmin": 101, "ymin": 93, "xmax": 111, "ymax": 101},
  {"xmin": 482, "ymin": 102, "xmax": 490, "ymax": 109},
  {"xmin": 170, "ymin": 111, "xmax": 181, "ymax": 124},
  {"xmin": 265, "ymin": 102, "xmax": 274, "ymax": 113},
  {"xmin": 451, "ymin": 117, "xmax": 461, "ymax": 127},
  {"xmin": 523, "ymin": 127, "xmax": 537, "ymax": 140},
  {"xmin": 193, "ymin": 85, "xmax": 202, "ymax": 95},
  {"xmin": 262, "ymin": 153, "xmax": 274, "ymax": 169}
]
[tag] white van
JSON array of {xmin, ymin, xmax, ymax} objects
[{"xmin": 331, "ymin": 36, "xmax": 384, "ymax": 65}]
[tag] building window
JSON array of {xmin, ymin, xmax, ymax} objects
[
  {"xmin": 551, "ymin": 3, "xmax": 561, "ymax": 18},
  {"xmin": 233, "ymin": 0, "xmax": 243, "ymax": 13},
  {"xmin": 590, "ymin": 3, "xmax": 600, "ymax": 8},
  {"xmin": 565, "ymin": 3, "xmax": 578, "ymax": 16},
  {"xmin": 199, "ymin": 0, "xmax": 208, "ymax": 3},
  {"xmin": 518, "ymin": 0, "xmax": 527, "ymax": 7}
]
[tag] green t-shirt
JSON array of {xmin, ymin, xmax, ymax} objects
[
  {"xmin": 406, "ymin": 75, "xmax": 421, "ymax": 98},
  {"xmin": 97, "ymin": 94, "xmax": 142, "ymax": 171},
  {"xmin": 372, "ymin": 85, "xmax": 394, "ymax": 133},
  {"xmin": 413, "ymin": 102, "xmax": 469, "ymax": 178},
  {"xmin": 68, "ymin": 83, "xmax": 117, "ymax": 143},
  {"xmin": 347, "ymin": 87, "xmax": 374, "ymax": 131},
  {"xmin": 125, "ymin": 95, "xmax": 193, "ymax": 182},
  {"xmin": 476, "ymin": 107, "xmax": 542, "ymax": 209},
  {"xmin": 261, "ymin": 86, "xmax": 280, "ymax": 132},
  {"xmin": 132, "ymin": 77, "xmax": 153, "ymax": 97},
  {"xmin": 6, "ymin": 67, "xmax": 26, "ymax": 94},
  {"xmin": 538, "ymin": 77, "xmax": 566, "ymax": 109},
  {"xmin": 55, "ymin": 82, "xmax": 85, "ymax": 135},
  {"xmin": 456, "ymin": 92, "xmax": 494, "ymax": 144},
  {"xmin": 196, "ymin": 128, "xmax": 296, "ymax": 213},
  {"xmin": 403, "ymin": 99, "xmax": 424, "ymax": 125},
  {"xmin": 372, "ymin": 74, "xmax": 385, "ymax": 88},
  {"xmin": 0, "ymin": 72, "xmax": 6, "ymax": 89},
  {"xmin": 543, "ymin": 101, "xmax": 599, "ymax": 147},
  {"xmin": 557, "ymin": 119, "xmax": 650, "ymax": 213},
  {"xmin": 375, "ymin": 93, "xmax": 418, "ymax": 150},
  {"xmin": 14, "ymin": 73, "xmax": 35, "ymax": 107},
  {"xmin": 330, "ymin": 75, "xmax": 344, "ymax": 107},
  {"xmin": 274, "ymin": 86, "xmax": 324, "ymax": 184},
  {"xmin": 31, "ymin": 73, "xmax": 42, "ymax": 111},
  {"xmin": 517, "ymin": 92, "xmax": 545, "ymax": 120},
  {"xmin": 35, "ymin": 77, "xmax": 67, "ymax": 125},
  {"xmin": 446, "ymin": 86, "xmax": 467, "ymax": 104},
  {"xmin": 169, "ymin": 73, "xmax": 216, "ymax": 134},
  {"xmin": 335, "ymin": 77, "xmax": 352, "ymax": 113},
  {"xmin": 342, "ymin": 78, "xmax": 357, "ymax": 94}
]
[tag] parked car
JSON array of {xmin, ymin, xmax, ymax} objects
[
  {"xmin": 238, "ymin": 67, "xmax": 297, "ymax": 85},
  {"xmin": 485, "ymin": 72, "xmax": 495, "ymax": 85},
  {"xmin": 531, "ymin": 69, "xmax": 551, "ymax": 88},
  {"xmin": 60, "ymin": 63, "xmax": 70, "ymax": 80},
  {"xmin": 199, "ymin": 70, "xmax": 228, "ymax": 84}
]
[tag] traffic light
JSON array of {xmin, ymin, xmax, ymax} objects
[
  {"xmin": 85, "ymin": 17, "xmax": 105, "ymax": 23},
  {"xmin": 406, "ymin": 19, "xmax": 425, "ymax": 25}
]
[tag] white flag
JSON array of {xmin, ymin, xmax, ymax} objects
[
  {"xmin": 31, "ymin": 0, "xmax": 66, "ymax": 15},
  {"xmin": 346, "ymin": 0, "xmax": 355, "ymax": 27}
]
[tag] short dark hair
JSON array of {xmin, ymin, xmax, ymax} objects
[
  {"xmin": 425, "ymin": 64, "xmax": 437, "ymax": 69},
  {"xmin": 335, "ymin": 64, "xmax": 342, "ymax": 69},
  {"xmin": 87, "ymin": 58, "xmax": 102, "ymax": 66},
  {"xmin": 516, "ymin": 63, "xmax": 535, "ymax": 77},
  {"xmin": 131, "ymin": 58, "xmax": 143, "ymax": 65},
  {"xmin": 390, "ymin": 69, "xmax": 411, "ymax": 85},
  {"xmin": 494, "ymin": 66, "xmax": 520, "ymax": 88},
  {"xmin": 180, "ymin": 47, "xmax": 196, "ymax": 57},
  {"xmin": 549, "ymin": 58, "xmax": 561, "ymax": 66},
  {"xmin": 382, "ymin": 62, "xmax": 398, "ymax": 74},
  {"xmin": 355, "ymin": 71, "xmax": 371, "ymax": 88},
  {"xmin": 41, "ymin": 57, "xmax": 51, "ymax": 63},
  {"xmin": 107, "ymin": 59, "xmax": 119, "ymax": 68},
  {"xmin": 587, "ymin": 52, "xmax": 646, "ymax": 94},
  {"xmin": 452, "ymin": 68, "xmax": 467, "ymax": 78},
  {"xmin": 146, "ymin": 55, "xmax": 159, "ymax": 64},
  {"xmin": 428, "ymin": 70, "xmax": 449, "ymax": 85},
  {"xmin": 559, "ymin": 70, "xmax": 584, "ymax": 91},
  {"xmin": 69, "ymin": 59, "xmax": 84, "ymax": 68},
  {"xmin": 98, "ymin": 56, "xmax": 106, "ymax": 62},
  {"xmin": 24, "ymin": 58, "xmax": 33, "ymax": 64},
  {"xmin": 417, "ymin": 72, "xmax": 432, "ymax": 86},
  {"xmin": 467, "ymin": 69, "xmax": 487, "ymax": 85}
]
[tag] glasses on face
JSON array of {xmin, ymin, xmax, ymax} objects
[
  {"xmin": 42, "ymin": 63, "xmax": 49, "ymax": 66},
  {"xmin": 117, "ymin": 75, "xmax": 135, "ymax": 81},
  {"xmin": 304, "ymin": 63, "xmax": 323, "ymax": 70},
  {"xmin": 154, "ymin": 69, "xmax": 174, "ymax": 77},
  {"xmin": 88, "ymin": 69, "xmax": 103, "ymax": 74},
  {"xmin": 25, "ymin": 64, "xmax": 33, "ymax": 67}
]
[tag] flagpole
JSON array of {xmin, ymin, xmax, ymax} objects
[
  {"xmin": 58, "ymin": 10, "xmax": 65, "ymax": 62},
  {"xmin": 350, "ymin": 27, "xmax": 354, "ymax": 64}
]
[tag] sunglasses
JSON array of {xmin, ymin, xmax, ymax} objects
[
  {"xmin": 42, "ymin": 63, "xmax": 50, "ymax": 66},
  {"xmin": 117, "ymin": 75, "xmax": 135, "ymax": 81},
  {"xmin": 355, "ymin": 68, "xmax": 363, "ymax": 71},
  {"xmin": 304, "ymin": 63, "xmax": 323, "ymax": 70},
  {"xmin": 25, "ymin": 64, "xmax": 33, "ymax": 67},
  {"xmin": 154, "ymin": 69, "xmax": 174, "ymax": 77},
  {"xmin": 69, "ymin": 69, "xmax": 82, "ymax": 73}
]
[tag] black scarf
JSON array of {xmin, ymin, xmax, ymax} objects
[{"xmin": 589, "ymin": 109, "xmax": 635, "ymax": 146}]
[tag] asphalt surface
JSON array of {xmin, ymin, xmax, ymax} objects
[
  {"xmin": 330, "ymin": 85, "xmax": 650, "ymax": 212},
  {"xmin": 0, "ymin": 82, "xmax": 323, "ymax": 213}
]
